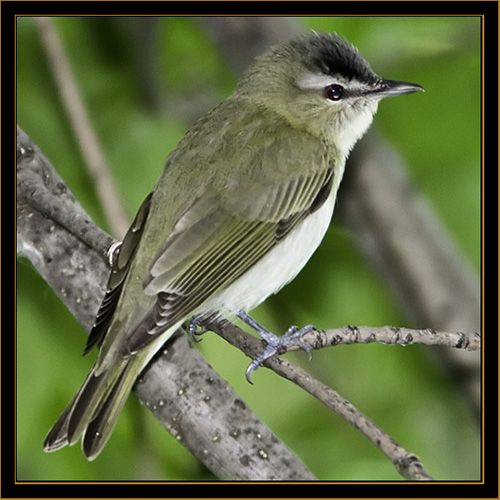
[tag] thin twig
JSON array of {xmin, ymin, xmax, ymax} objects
[
  {"xmin": 35, "ymin": 16, "xmax": 129, "ymax": 239},
  {"xmin": 292, "ymin": 325, "xmax": 481, "ymax": 352},
  {"xmin": 272, "ymin": 358, "xmax": 435, "ymax": 481},
  {"xmin": 206, "ymin": 317, "xmax": 479, "ymax": 480}
]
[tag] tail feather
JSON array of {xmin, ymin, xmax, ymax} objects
[
  {"xmin": 42, "ymin": 398, "xmax": 75, "ymax": 452},
  {"xmin": 43, "ymin": 358, "xmax": 132, "ymax": 459},
  {"xmin": 82, "ymin": 361, "xmax": 138, "ymax": 460}
]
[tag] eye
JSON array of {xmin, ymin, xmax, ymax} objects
[{"xmin": 324, "ymin": 84, "xmax": 344, "ymax": 101}]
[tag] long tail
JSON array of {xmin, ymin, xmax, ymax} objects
[{"xmin": 43, "ymin": 358, "xmax": 138, "ymax": 460}]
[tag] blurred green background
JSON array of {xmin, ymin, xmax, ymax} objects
[{"xmin": 17, "ymin": 16, "xmax": 480, "ymax": 480}]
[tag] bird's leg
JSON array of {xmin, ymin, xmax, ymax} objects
[{"xmin": 236, "ymin": 310, "xmax": 315, "ymax": 383}]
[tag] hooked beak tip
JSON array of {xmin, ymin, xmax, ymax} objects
[{"xmin": 376, "ymin": 79, "xmax": 425, "ymax": 97}]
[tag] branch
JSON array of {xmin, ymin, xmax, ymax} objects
[
  {"xmin": 16, "ymin": 125, "xmax": 316, "ymax": 480},
  {"xmin": 205, "ymin": 318, "xmax": 478, "ymax": 481},
  {"xmin": 17, "ymin": 127, "xmax": 112, "ymax": 327},
  {"xmin": 290, "ymin": 326, "xmax": 480, "ymax": 352},
  {"xmin": 35, "ymin": 16, "xmax": 129, "ymax": 239}
]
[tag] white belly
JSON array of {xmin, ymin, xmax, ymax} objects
[{"xmin": 202, "ymin": 191, "xmax": 336, "ymax": 315}]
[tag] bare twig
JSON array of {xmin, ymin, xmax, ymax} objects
[
  {"xmin": 206, "ymin": 317, "xmax": 436, "ymax": 481},
  {"xmin": 292, "ymin": 325, "xmax": 480, "ymax": 352},
  {"xmin": 35, "ymin": 16, "xmax": 129, "ymax": 239}
]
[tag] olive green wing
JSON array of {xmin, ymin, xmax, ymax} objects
[{"xmin": 123, "ymin": 145, "xmax": 335, "ymax": 354}]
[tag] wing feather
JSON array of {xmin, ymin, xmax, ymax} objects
[
  {"xmin": 124, "ymin": 165, "xmax": 334, "ymax": 354},
  {"xmin": 83, "ymin": 193, "xmax": 153, "ymax": 355},
  {"xmin": 92, "ymin": 131, "xmax": 335, "ymax": 356}
]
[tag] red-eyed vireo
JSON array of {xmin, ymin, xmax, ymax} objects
[{"xmin": 44, "ymin": 32, "xmax": 423, "ymax": 460}]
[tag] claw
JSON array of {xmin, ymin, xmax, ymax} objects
[
  {"xmin": 245, "ymin": 361, "xmax": 258, "ymax": 384},
  {"xmin": 245, "ymin": 343, "xmax": 281, "ymax": 384}
]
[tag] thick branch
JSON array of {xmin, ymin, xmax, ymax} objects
[{"xmin": 17, "ymin": 127, "xmax": 112, "ymax": 327}]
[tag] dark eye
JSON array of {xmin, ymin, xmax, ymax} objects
[{"xmin": 325, "ymin": 84, "xmax": 344, "ymax": 101}]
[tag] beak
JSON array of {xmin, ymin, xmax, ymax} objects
[{"xmin": 372, "ymin": 79, "xmax": 425, "ymax": 97}]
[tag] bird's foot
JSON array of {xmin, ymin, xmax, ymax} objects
[
  {"xmin": 188, "ymin": 315, "xmax": 208, "ymax": 342},
  {"xmin": 236, "ymin": 310, "xmax": 315, "ymax": 384}
]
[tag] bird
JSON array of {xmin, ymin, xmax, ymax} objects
[{"xmin": 43, "ymin": 31, "xmax": 423, "ymax": 460}]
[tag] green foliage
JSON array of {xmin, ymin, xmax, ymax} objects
[{"xmin": 17, "ymin": 16, "xmax": 480, "ymax": 480}]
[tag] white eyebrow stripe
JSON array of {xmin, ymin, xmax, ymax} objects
[
  {"xmin": 296, "ymin": 72, "xmax": 337, "ymax": 90},
  {"xmin": 296, "ymin": 72, "xmax": 362, "ymax": 92}
]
